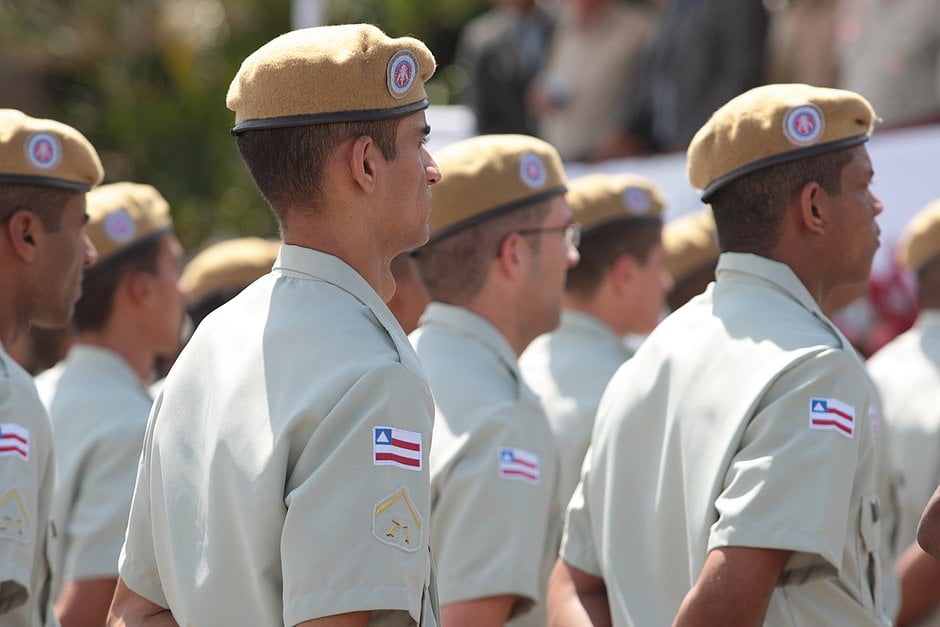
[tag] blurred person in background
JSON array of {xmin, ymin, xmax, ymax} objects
[
  {"xmin": 35, "ymin": 182, "xmax": 185, "ymax": 627},
  {"xmin": 0, "ymin": 109, "xmax": 101, "ymax": 627},
  {"xmin": 661, "ymin": 207, "xmax": 720, "ymax": 311},
  {"xmin": 388, "ymin": 251, "xmax": 431, "ymax": 334}
]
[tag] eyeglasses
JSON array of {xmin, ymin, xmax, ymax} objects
[{"xmin": 516, "ymin": 222, "xmax": 581, "ymax": 248}]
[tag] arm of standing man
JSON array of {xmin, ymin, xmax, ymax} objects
[
  {"xmin": 441, "ymin": 595, "xmax": 516, "ymax": 627},
  {"xmin": 917, "ymin": 484, "xmax": 940, "ymax": 560},
  {"xmin": 673, "ymin": 546, "xmax": 791, "ymax": 627},
  {"xmin": 547, "ymin": 558, "xmax": 611, "ymax": 627},
  {"xmin": 896, "ymin": 540, "xmax": 940, "ymax": 626}
]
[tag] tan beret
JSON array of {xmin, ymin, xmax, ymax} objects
[
  {"xmin": 567, "ymin": 173, "xmax": 664, "ymax": 233},
  {"xmin": 428, "ymin": 134, "xmax": 567, "ymax": 242},
  {"xmin": 688, "ymin": 84, "xmax": 876, "ymax": 200},
  {"xmin": 663, "ymin": 209, "xmax": 720, "ymax": 282},
  {"xmin": 898, "ymin": 199, "xmax": 940, "ymax": 272},
  {"xmin": 85, "ymin": 182, "xmax": 173, "ymax": 264},
  {"xmin": 181, "ymin": 237, "xmax": 280, "ymax": 304},
  {"xmin": 0, "ymin": 108, "xmax": 103, "ymax": 192},
  {"xmin": 228, "ymin": 24, "xmax": 435, "ymax": 133}
]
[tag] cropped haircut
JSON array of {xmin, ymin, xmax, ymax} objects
[
  {"xmin": 565, "ymin": 218, "xmax": 663, "ymax": 299},
  {"xmin": 71, "ymin": 235, "xmax": 164, "ymax": 332},
  {"xmin": 0, "ymin": 183, "xmax": 80, "ymax": 232},
  {"xmin": 414, "ymin": 200, "xmax": 553, "ymax": 305},
  {"xmin": 235, "ymin": 118, "xmax": 402, "ymax": 225},
  {"xmin": 708, "ymin": 148, "xmax": 854, "ymax": 255}
]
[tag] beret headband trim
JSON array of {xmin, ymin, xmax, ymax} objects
[
  {"xmin": 86, "ymin": 225, "xmax": 172, "ymax": 271},
  {"xmin": 701, "ymin": 132, "xmax": 869, "ymax": 201},
  {"xmin": 428, "ymin": 185, "xmax": 567, "ymax": 244},
  {"xmin": 231, "ymin": 98, "xmax": 430, "ymax": 135},
  {"xmin": 0, "ymin": 173, "xmax": 93, "ymax": 193},
  {"xmin": 581, "ymin": 213, "xmax": 662, "ymax": 237}
]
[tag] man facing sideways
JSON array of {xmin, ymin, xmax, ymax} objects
[
  {"xmin": 0, "ymin": 109, "xmax": 101, "ymax": 626},
  {"xmin": 868, "ymin": 198, "xmax": 940, "ymax": 626},
  {"xmin": 35, "ymin": 182, "xmax": 185, "ymax": 627},
  {"xmin": 520, "ymin": 172, "xmax": 671, "ymax": 513},
  {"xmin": 410, "ymin": 134, "xmax": 579, "ymax": 626},
  {"xmin": 109, "ymin": 24, "xmax": 442, "ymax": 626},
  {"xmin": 548, "ymin": 84, "xmax": 891, "ymax": 625}
]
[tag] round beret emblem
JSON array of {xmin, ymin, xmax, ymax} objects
[
  {"xmin": 25, "ymin": 132, "xmax": 62, "ymax": 170},
  {"xmin": 519, "ymin": 153, "xmax": 547, "ymax": 188},
  {"xmin": 103, "ymin": 209, "xmax": 137, "ymax": 244},
  {"xmin": 622, "ymin": 186, "xmax": 651, "ymax": 214},
  {"xmin": 387, "ymin": 50, "xmax": 418, "ymax": 99},
  {"xmin": 783, "ymin": 104, "xmax": 825, "ymax": 146}
]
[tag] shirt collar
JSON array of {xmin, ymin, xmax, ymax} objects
[
  {"xmin": 66, "ymin": 344, "xmax": 152, "ymax": 400},
  {"xmin": 561, "ymin": 309, "xmax": 623, "ymax": 344},
  {"xmin": 420, "ymin": 302, "xmax": 521, "ymax": 378}
]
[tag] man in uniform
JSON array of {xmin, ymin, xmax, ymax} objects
[
  {"xmin": 410, "ymin": 134, "xmax": 579, "ymax": 626},
  {"xmin": 519, "ymin": 172, "xmax": 671, "ymax": 514},
  {"xmin": 661, "ymin": 208, "xmax": 720, "ymax": 311},
  {"xmin": 108, "ymin": 24, "xmax": 443, "ymax": 626},
  {"xmin": 547, "ymin": 84, "xmax": 891, "ymax": 625},
  {"xmin": 868, "ymin": 198, "xmax": 940, "ymax": 625},
  {"xmin": 34, "ymin": 182, "xmax": 185, "ymax": 626},
  {"xmin": 0, "ymin": 109, "xmax": 101, "ymax": 625}
]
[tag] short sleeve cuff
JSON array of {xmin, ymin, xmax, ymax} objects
[
  {"xmin": 284, "ymin": 582, "xmax": 422, "ymax": 626},
  {"xmin": 118, "ymin": 553, "xmax": 169, "ymax": 610},
  {"xmin": 708, "ymin": 525, "xmax": 840, "ymax": 580},
  {"xmin": 437, "ymin": 569, "xmax": 539, "ymax": 608}
]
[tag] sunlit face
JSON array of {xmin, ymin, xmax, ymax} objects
[
  {"xmin": 627, "ymin": 242, "xmax": 673, "ymax": 334},
  {"xmin": 381, "ymin": 111, "xmax": 441, "ymax": 256},
  {"xmin": 824, "ymin": 145, "xmax": 883, "ymax": 285},
  {"xmin": 32, "ymin": 193, "xmax": 97, "ymax": 328},
  {"xmin": 144, "ymin": 233, "xmax": 186, "ymax": 356}
]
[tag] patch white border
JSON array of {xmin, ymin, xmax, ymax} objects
[
  {"xmin": 25, "ymin": 132, "xmax": 62, "ymax": 170},
  {"xmin": 373, "ymin": 486, "xmax": 423, "ymax": 553},
  {"xmin": 103, "ymin": 209, "xmax": 137, "ymax": 244},
  {"xmin": 387, "ymin": 50, "xmax": 418, "ymax": 99},
  {"xmin": 782, "ymin": 103, "xmax": 825, "ymax": 147},
  {"xmin": 519, "ymin": 153, "xmax": 547, "ymax": 188}
]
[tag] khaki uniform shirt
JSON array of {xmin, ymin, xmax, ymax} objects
[
  {"xmin": 410, "ymin": 303, "xmax": 559, "ymax": 625},
  {"xmin": 520, "ymin": 310, "xmax": 632, "ymax": 511},
  {"xmin": 119, "ymin": 245, "xmax": 439, "ymax": 626},
  {"xmin": 868, "ymin": 310, "xmax": 940, "ymax": 625},
  {"xmin": 35, "ymin": 345, "xmax": 151, "ymax": 604},
  {"xmin": 562, "ymin": 253, "xmax": 890, "ymax": 626},
  {"xmin": 0, "ymin": 342, "xmax": 56, "ymax": 626}
]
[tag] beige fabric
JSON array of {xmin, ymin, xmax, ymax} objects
[
  {"xmin": 898, "ymin": 198, "xmax": 940, "ymax": 271},
  {"xmin": 227, "ymin": 24, "xmax": 435, "ymax": 129},
  {"xmin": 180, "ymin": 237, "xmax": 280, "ymax": 304},
  {"xmin": 662, "ymin": 209, "xmax": 720, "ymax": 282},
  {"xmin": 562, "ymin": 253, "xmax": 891, "ymax": 626},
  {"xmin": 868, "ymin": 312, "xmax": 940, "ymax": 584},
  {"xmin": 84, "ymin": 182, "xmax": 173, "ymax": 263},
  {"xmin": 411, "ymin": 303, "xmax": 559, "ymax": 625},
  {"xmin": 534, "ymin": 2, "xmax": 653, "ymax": 161},
  {"xmin": 519, "ymin": 310, "xmax": 632, "ymax": 515},
  {"xmin": 0, "ymin": 343, "xmax": 56, "ymax": 627},
  {"xmin": 119, "ymin": 245, "xmax": 439, "ymax": 626},
  {"xmin": 35, "ymin": 345, "xmax": 151, "ymax": 604},
  {"xmin": 0, "ymin": 109, "xmax": 102, "ymax": 192},
  {"xmin": 687, "ymin": 84, "xmax": 875, "ymax": 198},
  {"xmin": 566, "ymin": 173, "xmax": 664, "ymax": 232},
  {"xmin": 427, "ymin": 134, "xmax": 566, "ymax": 242}
]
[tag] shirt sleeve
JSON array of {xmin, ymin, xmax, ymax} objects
[
  {"xmin": 432, "ymin": 411, "xmax": 554, "ymax": 612},
  {"xmin": 559, "ymin": 448, "xmax": 602, "ymax": 577},
  {"xmin": 64, "ymin": 421, "xmax": 145, "ymax": 581},
  {"xmin": 708, "ymin": 349, "xmax": 872, "ymax": 575},
  {"xmin": 280, "ymin": 362, "xmax": 434, "ymax": 626}
]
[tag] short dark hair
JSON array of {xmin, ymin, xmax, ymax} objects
[
  {"xmin": 709, "ymin": 148, "xmax": 854, "ymax": 255},
  {"xmin": 565, "ymin": 218, "xmax": 662, "ymax": 298},
  {"xmin": 235, "ymin": 118, "xmax": 402, "ymax": 225},
  {"xmin": 71, "ymin": 235, "xmax": 163, "ymax": 332},
  {"xmin": 0, "ymin": 183, "xmax": 80, "ymax": 232},
  {"xmin": 414, "ymin": 200, "xmax": 552, "ymax": 304}
]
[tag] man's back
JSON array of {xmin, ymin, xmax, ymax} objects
[
  {"xmin": 120, "ymin": 246, "xmax": 437, "ymax": 625},
  {"xmin": 564, "ymin": 253, "xmax": 887, "ymax": 625}
]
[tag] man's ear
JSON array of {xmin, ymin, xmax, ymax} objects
[
  {"xmin": 347, "ymin": 135, "xmax": 380, "ymax": 194},
  {"xmin": 123, "ymin": 270, "xmax": 155, "ymax": 307},
  {"xmin": 5, "ymin": 210, "xmax": 42, "ymax": 262},
  {"xmin": 495, "ymin": 231, "xmax": 529, "ymax": 281},
  {"xmin": 610, "ymin": 253, "xmax": 639, "ymax": 295},
  {"xmin": 798, "ymin": 181, "xmax": 828, "ymax": 236}
]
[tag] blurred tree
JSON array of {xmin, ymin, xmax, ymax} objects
[{"xmin": 0, "ymin": 0, "xmax": 486, "ymax": 252}]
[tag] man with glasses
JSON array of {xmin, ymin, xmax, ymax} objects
[
  {"xmin": 410, "ymin": 134, "xmax": 579, "ymax": 627},
  {"xmin": 520, "ymin": 173, "xmax": 671, "ymax": 521}
]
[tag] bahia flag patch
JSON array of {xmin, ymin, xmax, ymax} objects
[
  {"xmin": 373, "ymin": 426, "xmax": 422, "ymax": 471},
  {"xmin": 809, "ymin": 397, "xmax": 855, "ymax": 438},
  {"xmin": 0, "ymin": 423, "xmax": 29, "ymax": 461},
  {"xmin": 498, "ymin": 447, "xmax": 540, "ymax": 485}
]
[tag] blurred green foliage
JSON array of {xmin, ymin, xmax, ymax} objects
[{"xmin": 0, "ymin": 0, "xmax": 487, "ymax": 253}]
